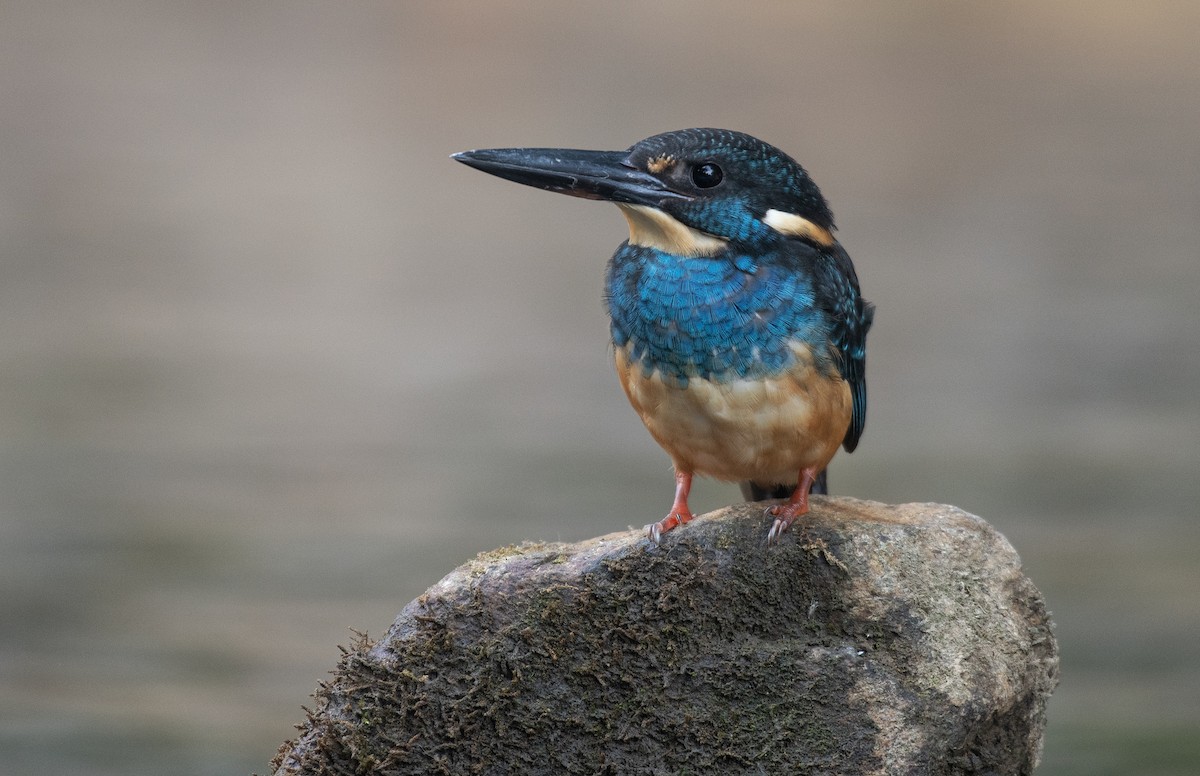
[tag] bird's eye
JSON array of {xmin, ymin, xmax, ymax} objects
[{"xmin": 691, "ymin": 162, "xmax": 724, "ymax": 189}]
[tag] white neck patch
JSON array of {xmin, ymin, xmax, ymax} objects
[
  {"xmin": 762, "ymin": 208, "xmax": 835, "ymax": 248},
  {"xmin": 617, "ymin": 204, "xmax": 728, "ymax": 257}
]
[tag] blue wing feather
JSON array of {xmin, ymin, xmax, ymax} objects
[{"xmin": 817, "ymin": 243, "xmax": 872, "ymax": 452}]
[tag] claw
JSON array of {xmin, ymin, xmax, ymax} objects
[
  {"xmin": 764, "ymin": 466, "xmax": 819, "ymax": 545},
  {"xmin": 645, "ymin": 510, "xmax": 693, "ymax": 545},
  {"xmin": 765, "ymin": 503, "xmax": 805, "ymax": 544},
  {"xmin": 646, "ymin": 470, "xmax": 695, "ymax": 546},
  {"xmin": 763, "ymin": 503, "xmax": 786, "ymax": 543},
  {"xmin": 767, "ymin": 515, "xmax": 790, "ymax": 544}
]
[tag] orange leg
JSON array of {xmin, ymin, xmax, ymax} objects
[
  {"xmin": 766, "ymin": 466, "xmax": 818, "ymax": 544},
  {"xmin": 645, "ymin": 470, "xmax": 695, "ymax": 544}
]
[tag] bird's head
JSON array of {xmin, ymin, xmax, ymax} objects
[{"xmin": 453, "ymin": 128, "xmax": 835, "ymax": 257}]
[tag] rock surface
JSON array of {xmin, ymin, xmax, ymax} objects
[{"xmin": 272, "ymin": 498, "xmax": 1058, "ymax": 775}]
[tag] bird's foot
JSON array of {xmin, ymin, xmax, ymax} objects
[
  {"xmin": 764, "ymin": 466, "xmax": 818, "ymax": 544},
  {"xmin": 646, "ymin": 470, "xmax": 695, "ymax": 545},
  {"xmin": 764, "ymin": 500, "xmax": 809, "ymax": 545},
  {"xmin": 645, "ymin": 510, "xmax": 694, "ymax": 545}
]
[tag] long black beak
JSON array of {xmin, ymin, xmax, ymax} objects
[{"xmin": 452, "ymin": 147, "xmax": 686, "ymax": 207}]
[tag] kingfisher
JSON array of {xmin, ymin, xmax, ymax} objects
[{"xmin": 454, "ymin": 128, "xmax": 873, "ymax": 544}]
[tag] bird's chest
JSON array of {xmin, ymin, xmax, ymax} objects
[
  {"xmin": 605, "ymin": 245, "xmax": 830, "ymax": 384},
  {"xmin": 605, "ymin": 246, "xmax": 848, "ymax": 482}
]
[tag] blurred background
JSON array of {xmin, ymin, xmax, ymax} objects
[{"xmin": 1, "ymin": 2, "xmax": 1197, "ymax": 774}]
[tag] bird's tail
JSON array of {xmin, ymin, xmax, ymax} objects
[{"xmin": 739, "ymin": 469, "xmax": 828, "ymax": 502}]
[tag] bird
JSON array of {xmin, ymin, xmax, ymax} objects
[{"xmin": 453, "ymin": 128, "xmax": 873, "ymax": 544}]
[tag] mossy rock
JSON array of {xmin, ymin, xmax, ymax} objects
[{"xmin": 272, "ymin": 498, "xmax": 1057, "ymax": 775}]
